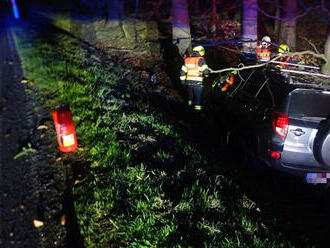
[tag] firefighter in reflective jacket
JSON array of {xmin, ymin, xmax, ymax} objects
[
  {"xmin": 277, "ymin": 44, "xmax": 305, "ymax": 67},
  {"xmin": 277, "ymin": 44, "xmax": 294, "ymax": 67},
  {"xmin": 221, "ymin": 70, "xmax": 237, "ymax": 92},
  {"xmin": 277, "ymin": 44, "xmax": 305, "ymax": 83},
  {"xmin": 256, "ymin": 36, "xmax": 271, "ymax": 62},
  {"xmin": 180, "ymin": 46, "xmax": 210, "ymax": 111}
]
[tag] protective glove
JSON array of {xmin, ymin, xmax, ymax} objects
[
  {"xmin": 203, "ymin": 69, "xmax": 210, "ymax": 78},
  {"xmin": 297, "ymin": 60, "xmax": 305, "ymax": 70}
]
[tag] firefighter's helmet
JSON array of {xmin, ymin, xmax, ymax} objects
[
  {"xmin": 261, "ymin": 36, "xmax": 271, "ymax": 47},
  {"xmin": 278, "ymin": 44, "xmax": 290, "ymax": 53},
  {"xmin": 193, "ymin": 46, "xmax": 205, "ymax": 56}
]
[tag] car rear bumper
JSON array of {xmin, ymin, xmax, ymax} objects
[{"xmin": 270, "ymin": 159, "xmax": 330, "ymax": 177}]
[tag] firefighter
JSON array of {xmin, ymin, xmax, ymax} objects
[
  {"xmin": 212, "ymin": 70, "xmax": 237, "ymax": 92},
  {"xmin": 256, "ymin": 36, "xmax": 271, "ymax": 62},
  {"xmin": 221, "ymin": 70, "xmax": 238, "ymax": 92},
  {"xmin": 277, "ymin": 44, "xmax": 305, "ymax": 67},
  {"xmin": 277, "ymin": 44, "xmax": 305, "ymax": 84},
  {"xmin": 278, "ymin": 44, "xmax": 292, "ymax": 66},
  {"xmin": 180, "ymin": 46, "xmax": 210, "ymax": 111}
]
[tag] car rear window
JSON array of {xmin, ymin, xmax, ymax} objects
[{"xmin": 289, "ymin": 90, "xmax": 330, "ymax": 118}]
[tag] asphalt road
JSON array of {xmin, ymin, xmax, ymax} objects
[{"xmin": 0, "ymin": 15, "xmax": 40, "ymax": 247}]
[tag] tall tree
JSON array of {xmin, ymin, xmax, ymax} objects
[
  {"xmin": 273, "ymin": 0, "xmax": 281, "ymax": 36},
  {"xmin": 321, "ymin": 1, "xmax": 330, "ymax": 74},
  {"xmin": 194, "ymin": 0, "xmax": 200, "ymax": 15},
  {"xmin": 322, "ymin": 29, "xmax": 330, "ymax": 74},
  {"xmin": 171, "ymin": 0, "xmax": 192, "ymax": 55},
  {"xmin": 241, "ymin": 0, "xmax": 258, "ymax": 54},
  {"xmin": 107, "ymin": 0, "xmax": 124, "ymax": 22},
  {"xmin": 280, "ymin": 0, "xmax": 297, "ymax": 48},
  {"xmin": 211, "ymin": 0, "xmax": 217, "ymax": 36}
]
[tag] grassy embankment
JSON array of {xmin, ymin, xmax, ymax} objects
[{"xmin": 14, "ymin": 22, "xmax": 295, "ymax": 248}]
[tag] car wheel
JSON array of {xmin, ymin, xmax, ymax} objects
[{"xmin": 313, "ymin": 119, "xmax": 330, "ymax": 167}]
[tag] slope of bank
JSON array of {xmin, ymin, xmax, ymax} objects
[{"xmin": 14, "ymin": 17, "xmax": 325, "ymax": 248}]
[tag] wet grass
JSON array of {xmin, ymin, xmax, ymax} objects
[{"xmin": 12, "ymin": 21, "xmax": 300, "ymax": 247}]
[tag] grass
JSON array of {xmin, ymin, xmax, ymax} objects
[{"xmin": 13, "ymin": 22, "xmax": 298, "ymax": 247}]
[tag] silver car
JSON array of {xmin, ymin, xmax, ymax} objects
[
  {"xmin": 267, "ymin": 88, "xmax": 330, "ymax": 183},
  {"xmin": 223, "ymin": 70, "xmax": 330, "ymax": 184}
]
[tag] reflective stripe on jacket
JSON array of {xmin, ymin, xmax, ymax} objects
[
  {"xmin": 256, "ymin": 45, "xmax": 271, "ymax": 62},
  {"xmin": 221, "ymin": 72, "xmax": 235, "ymax": 92},
  {"xmin": 226, "ymin": 73, "xmax": 234, "ymax": 85},
  {"xmin": 279, "ymin": 56, "xmax": 292, "ymax": 67},
  {"xmin": 183, "ymin": 56, "xmax": 204, "ymax": 82}
]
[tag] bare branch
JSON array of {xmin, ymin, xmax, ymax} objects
[
  {"xmin": 217, "ymin": 45, "xmax": 241, "ymax": 54},
  {"xmin": 261, "ymin": 0, "xmax": 287, "ymax": 11},
  {"xmin": 289, "ymin": 50, "xmax": 327, "ymax": 62},
  {"xmin": 257, "ymin": 6, "xmax": 311, "ymax": 21},
  {"xmin": 210, "ymin": 51, "xmax": 328, "ymax": 74},
  {"xmin": 298, "ymin": 36, "xmax": 320, "ymax": 54}
]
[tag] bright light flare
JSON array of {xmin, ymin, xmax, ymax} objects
[{"xmin": 10, "ymin": 0, "xmax": 20, "ymax": 20}]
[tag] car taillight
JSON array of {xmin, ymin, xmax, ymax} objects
[
  {"xmin": 269, "ymin": 151, "xmax": 281, "ymax": 159},
  {"xmin": 272, "ymin": 111, "xmax": 289, "ymax": 138}
]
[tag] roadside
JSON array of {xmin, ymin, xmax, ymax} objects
[
  {"xmin": 0, "ymin": 16, "xmax": 66, "ymax": 247},
  {"xmin": 14, "ymin": 14, "xmax": 330, "ymax": 248},
  {"xmin": 2, "ymin": 2, "xmax": 330, "ymax": 248}
]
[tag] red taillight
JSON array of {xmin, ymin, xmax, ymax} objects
[
  {"xmin": 53, "ymin": 109, "xmax": 78, "ymax": 153},
  {"xmin": 272, "ymin": 111, "xmax": 289, "ymax": 138},
  {"xmin": 269, "ymin": 151, "xmax": 281, "ymax": 159}
]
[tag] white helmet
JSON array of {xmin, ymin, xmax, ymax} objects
[{"xmin": 261, "ymin": 36, "xmax": 271, "ymax": 47}]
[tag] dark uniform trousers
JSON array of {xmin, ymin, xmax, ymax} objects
[{"xmin": 187, "ymin": 81, "xmax": 203, "ymax": 108}]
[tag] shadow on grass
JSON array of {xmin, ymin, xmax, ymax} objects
[
  {"xmin": 62, "ymin": 157, "xmax": 87, "ymax": 248},
  {"xmin": 63, "ymin": 186, "xmax": 84, "ymax": 248}
]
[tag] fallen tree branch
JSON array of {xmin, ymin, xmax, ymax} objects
[
  {"xmin": 210, "ymin": 55, "xmax": 282, "ymax": 74},
  {"xmin": 289, "ymin": 50, "xmax": 328, "ymax": 62},
  {"xmin": 299, "ymin": 36, "xmax": 320, "ymax": 54},
  {"xmin": 210, "ymin": 51, "xmax": 328, "ymax": 74}
]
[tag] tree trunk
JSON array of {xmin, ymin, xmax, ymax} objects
[
  {"xmin": 322, "ymin": 31, "xmax": 330, "ymax": 74},
  {"xmin": 194, "ymin": 0, "xmax": 200, "ymax": 15},
  {"xmin": 321, "ymin": 3, "xmax": 330, "ymax": 74},
  {"xmin": 274, "ymin": 0, "xmax": 281, "ymax": 38},
  {"xmin": 107, "ymin": 0, "xmax": 123, "ymax": 21},
  {"xmin": 280, "ymin": 0, "xmax": 297, "ymax": 49},
  {"xmin": 211, "ymin": 0, "xmax": 217, "ymax": 36},
  {"xmin": 171, "ymin": 0, "xmax": 192, "ymax": 56},
  {"xmin": 241, "ymin": 0, "xmax": 258, "ymax": 54}
]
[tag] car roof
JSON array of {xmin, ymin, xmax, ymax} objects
[{"xmin": 267, "ymin": 68, "xmax": 330, "ymax": 92}]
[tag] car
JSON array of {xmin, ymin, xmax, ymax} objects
[{"xmin": 221, "ymin": 67, "xmax": 330, "ymax": 184}]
